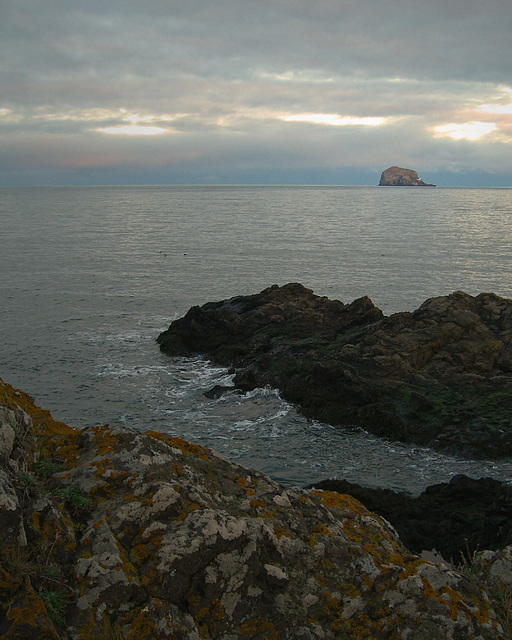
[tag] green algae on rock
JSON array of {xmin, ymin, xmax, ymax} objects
[
  {"xmin": 158, "ymin": 283, "xmax": 512, "ymax": 458},
  {"xmin": 0, "ymin": 377, "xmax": 508, "ymax": 639}
]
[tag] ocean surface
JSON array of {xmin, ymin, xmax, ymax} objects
[{"xmin": 1, "ymin": 185, "xmax": 512, "ymax": 494}]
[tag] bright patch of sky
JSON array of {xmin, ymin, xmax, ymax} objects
[
  {"xmin": 434, "ymin": 122, "xmax": 499, "ymax": 141},
  {"xmin": 97, "ymin": 125, "xmax": 169, "ymax": 136},
  {"xmin": 283, "ymin": 114, "xmax": 386, "ymax": 126},
  {"xmin": 477, "ymin": 102, "xmax": 512, "ymax": 115},
  {"xmin": 97, "ymin": 110, "xmax": 174, "ymax": 134}
]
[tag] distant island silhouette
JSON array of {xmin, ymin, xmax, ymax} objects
[{"xmin": 379, "ymin": 166, "xmax": 436, "ymax": 186}]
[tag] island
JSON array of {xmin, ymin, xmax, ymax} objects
[{"xmin": 379, "ymin": 165, "xmax": 436, "ymax": 186}]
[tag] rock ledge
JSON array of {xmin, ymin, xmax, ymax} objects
[{"xmin": 0, "ymin": 378, "xmax": 507, "ymax": 639}]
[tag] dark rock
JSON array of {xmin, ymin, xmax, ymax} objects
[
  {"xmin": 203, "ymin": 384, "xmax": 239, "ymax": 399},
  {"xmin": 158, "ymin": 284, "xmax": 512, "ymax": 458},
  {"xmin": 0, "ymin": 378, "xmax": 505, "ymax": 639},
  {"xmin": 309, "ymin": 475, "xmax": 512, "ymax": 562},
  {"xmin": 379, "ymin": 166, "xmax": 436, "ymax": 186}
]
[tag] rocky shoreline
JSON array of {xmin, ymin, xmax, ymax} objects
[
  {"xmin": 158, "ymin": 283, "xmax": 512, "ymax": 459},
  {"xmin": 1, "ymin": 377, "xmax": 511, "ymax": 638}
]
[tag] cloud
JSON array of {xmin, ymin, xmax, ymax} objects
[
  {"xmin": 434, "ymin": 122, "xmax": 499, "ymax": 141},
  {"xmin": 477, "ymin": 102, "xmax": 512, "ymax": 116},
  {"xmin": 1, "ymin": 1, "xmax": 512, "ymax": 185}
]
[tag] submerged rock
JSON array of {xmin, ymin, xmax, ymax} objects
[
  {"xmin": 158, "ymin": 283, "xmax": 512, "ymax": 458},
  {"xmin": 0, "ymin": 378, "xmax": 506, "ymax": 638},
  {"xmin": 379, "ymin": 166, "xmax": 436, "ymax": 186}
]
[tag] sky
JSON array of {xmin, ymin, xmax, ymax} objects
[{"xmin": 1, "ymin": 0, "xmax": 512, "ymax": 186}]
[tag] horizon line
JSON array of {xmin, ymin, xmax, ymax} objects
[{"xmin": 1, "ymin": 183, "xmax": 511, "ymax": 189}]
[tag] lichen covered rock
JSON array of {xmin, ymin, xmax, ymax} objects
[{"xmin": 0, "ymin": 378, "xmax": 506, "ymax": 638}]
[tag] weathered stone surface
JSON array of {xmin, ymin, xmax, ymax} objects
[
  {"xmin": 0, "ymin": 378, "xmax": 506, "ymax": 639},
  {"xmin": 379, "ymin": 166, "xmax": 435, "ymax": 186},
  {"xmin": 158, "ymin": 283, "xmax": 512, "ymax": 457}
]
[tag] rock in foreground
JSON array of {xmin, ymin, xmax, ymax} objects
[
  {"xmin": 379, "ymin": 166, "xmax": 435, "ymax": 186},
  {"xmin": 158, "ymin": 283, "xmax": 512, "ymax": 458},
  {"xmin": 0, "ymin": 378, "xmax": 506, "ymax": 639},
  {"xmin": 310, "ymin": 475, "xmax": 512, "ymax": 562}
]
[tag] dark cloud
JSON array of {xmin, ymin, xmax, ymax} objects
[{"xmin": 1, "ymin": 0, "xmax": 511, "ymax": 185}]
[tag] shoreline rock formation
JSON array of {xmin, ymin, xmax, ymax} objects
[
  {"xmin": 309, "ymin": 475, "xmax": 512, "ymax": 562},
  {"xmin": 158, "ymin": 283, "xmax": 512, "ymax": 459},
  {"xmin": 379, "ymin": 166, "xmax": 436, "ymax": 186},
  {"xmin": 0, "ymin": 378, "xmax": 509, "ymax": 638}
]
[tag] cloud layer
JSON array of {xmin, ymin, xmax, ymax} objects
[{"xmin": 1, "ymin": 0, "xmax": 512, "ymax": 185}]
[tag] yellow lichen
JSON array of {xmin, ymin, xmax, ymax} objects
[
  {"xmin": 273, "ymin": 525, "xmax": 292, "ymax": 539},
  {"xmin": 92, "ymin": 458, "xmax": 114, "ymax": 477},
  {"xmin": 0, "ymin": 378, "xmax": 80, "ymax": 466},
  {"xmin": 397, "ymin": 558, "xmax": 422, "ymax": 579},
  {"xmin": 257, "ymin": 509, "xmax": 276, "ymax": 519},
  {"xmin": 122, "ymin": 605, "xmax": 163, "ymax": 640},
  {"xmin": 320, "ymin": 589, "xmax": 343, "ymax": 613},
  {"xmin": 92, "ymin": 424, "xmax": 118, "ymax": 455},
  {"xmin": 174, "ymin": 498, "xmax": 201, "ymax": 522},
  {"xmin": 211, "ymin": 599, "xmax": 225, "ymax": 621},
  {"xmin": 172, "ymin": 461, "xmax": 184, "ymax": 476},
  {"xmin": 146, "ymin": 431, "xmax": 210, "ymax": 460},
  {"xmin": 240, "ymin": 616, "xmax": 275, "ymax": 637},
  {"xmin": 318, "ymin": 557, "xmax": 337, "ymax": 570},
  {"xmin": 336, "ymin": 611, "xmax": 385, "ymax": 639},
  {"xmin": 310, "ymin": 489, "xmax": 369, "ymax": 515},
  {"xmin": 312, "ymin": 523, "xmax": 334, "ymax": 537},
  {"xmin": 419, "ymin": 579, "xmax": 490, "ymax": 625},
  {"xmin": 196, "ymin": 606, "xmax": 210, "ymax": 621},
  {"xmin": 342, "ymin": 582, "xmax": 362, "ymax": 599}
]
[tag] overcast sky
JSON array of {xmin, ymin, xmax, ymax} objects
[{"xmin": 1, "ymin": 0, "xmax": 512, "ymax": 186}]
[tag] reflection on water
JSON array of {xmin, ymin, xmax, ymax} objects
[{"xmin": 1, "ymin": 186, "xmax": 512, "ymax": 494}]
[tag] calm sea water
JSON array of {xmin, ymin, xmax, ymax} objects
[{"xmin": 1, "ymin": 185, "xmax": 512, "ymax": 494}]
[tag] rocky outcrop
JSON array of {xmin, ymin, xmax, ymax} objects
[
  {"xmin": 158, "ymin": 283, "xmax": 512, "ymax": 458},
  {"xmin": 379, "ymin": 166, "xmax": 435, "ymax": 186},
  {"xmin": 0, "ymin": 378, "xmax": 508, "ymax": 639},
  {"xmin": 310, "ymin": 475, "xmax": 512, "ymax": 563}
]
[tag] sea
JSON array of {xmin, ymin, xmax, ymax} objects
[{"xmin": 1, "ymin": 185, "xmax": 512, "ymax": 495}]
